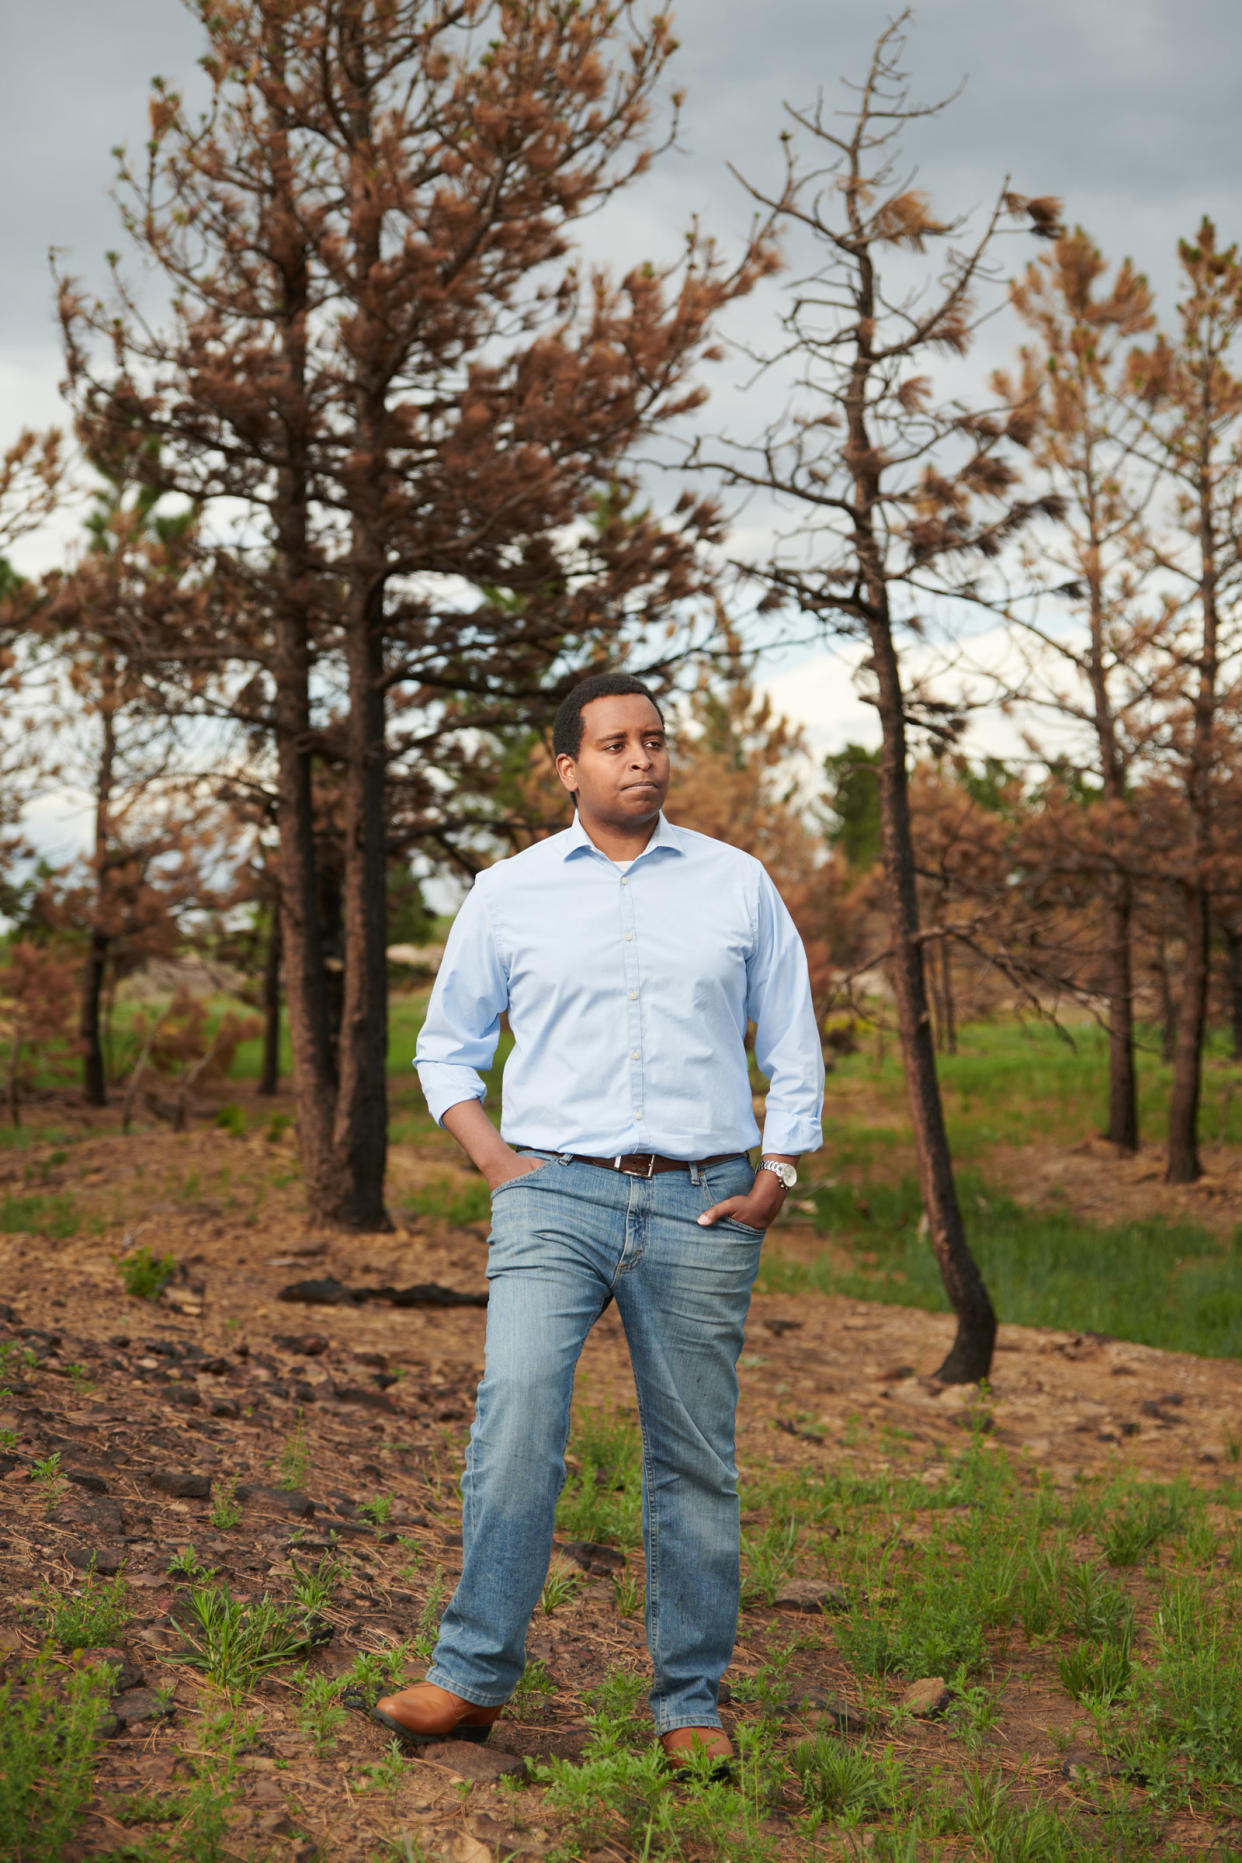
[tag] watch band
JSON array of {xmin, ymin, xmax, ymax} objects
[{"xmin": 759, "ymin": 1156, "xmax": 797, "ymax": 1190}]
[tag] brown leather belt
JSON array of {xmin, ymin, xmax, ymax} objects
[{"xmin": 568, "ymin": 1151, "xmax": 744, "ymax": 1179}]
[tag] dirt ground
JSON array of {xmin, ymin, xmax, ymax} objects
[{"xmin": 2, "ymin": 1097, "xmax": 1241, "ymax": 1859}]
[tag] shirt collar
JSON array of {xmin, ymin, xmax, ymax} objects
[{"xmin": 562, "ymin": 811, "xmax": 688, "ymax": 864}]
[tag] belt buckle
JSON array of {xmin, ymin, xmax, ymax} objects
[{"xmin": 614, "ymin": 1153, "xmax": 656, "ymax": 1178}]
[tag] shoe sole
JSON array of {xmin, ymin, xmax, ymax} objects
[
  {"xmin": 668, "ymin": 1758, "xmax": 737, "ymax": 1784},
  {"xmin": 366, "ymin": 1702, "xmax": 494, "ymax": 1748}
]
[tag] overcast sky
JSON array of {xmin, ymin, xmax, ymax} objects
[{"xmin": 3, "ymin": 0, "xmax": 1240, "ymax": 848}]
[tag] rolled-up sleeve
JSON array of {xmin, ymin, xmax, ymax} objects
[
  {"xmin": 414, "ymin": 882, "xmax": 509, "ymax": 1126},
  {"xmin": 747, "ymin": 869, "xmax": 825, "ymax": 1155}
]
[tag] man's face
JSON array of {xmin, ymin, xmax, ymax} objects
[{"xmin": 555, "ymin": 694, "xmax": 670, "ymax": 827}]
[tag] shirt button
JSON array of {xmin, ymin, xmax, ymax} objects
[
  {"xmin": 628, "ymin": 991, "xmax": 637, "ymax": 1001},
  {"xmin": 624, "ymin": 932, "xmax": 633, "ymax": 942},
  {"xmin": 634, "ymin": 1112, "xmax": 643, "ymax": 1121},
  {"xmin": 620, "ymin": 877, "xmax": 628, "ymax": 886},
  {"xmin": 631, "ymin": 1050, "xmax": 640, "ymax": 1060}
]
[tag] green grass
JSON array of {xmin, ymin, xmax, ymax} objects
[
  {"xmin": 555, "ymin": 1400, "xmax": 644, "ymax": 1549},
  {"xmin": 403, "ymin": 1174, "xmax": 490, "ymax": 1227},
  {"xmin": 0, "ymin": 1191, "xmax": 83, "ymax": 1238},
  {"xmin": 830, "ymin": 1016, "xmax": 1242, "ymax": 1159},
  {"xmin": 116, "ymin": 1244, "xmax": 177, "ymax": 1301},
  {"xmin": 0, "ymin": 1650, "xmax": 113, "ymax": 1861},
  {"xmin": 37, "ymin": 1574, "xmax": 132, "ymax": 1650},
  {"xmin": 759, "ymin": 1169, "xmax": 1242, "ymax": 1359},
  {"xmin": 169, "ymin": 1583, "xmax": 324, "ymax": 1697}
]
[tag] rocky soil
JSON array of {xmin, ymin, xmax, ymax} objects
[{"xmin": 2, "ymin": 1103, "xmax": 1240, "ymax": 1859}]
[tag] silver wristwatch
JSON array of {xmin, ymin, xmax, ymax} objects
[{"xmin": 759, "ymin": 1157, "xmax": 798, "ymax": 1190}]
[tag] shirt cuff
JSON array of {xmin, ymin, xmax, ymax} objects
[
  {"xmin": 759, "ymin": 1113, "xmax": 824, "ymax": 1156},
  {"xmin": 414, "ymin": 1063, "xmax": 487, "ymax": 1128}
]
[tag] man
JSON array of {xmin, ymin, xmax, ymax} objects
[{"xmin": 374, "ymin": 672, "xmax": 824, "ymax": 1768}]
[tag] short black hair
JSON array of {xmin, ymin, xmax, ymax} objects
[{"xmin": 552, "ymin": 672, "xmax": 664, "ymax": 763}]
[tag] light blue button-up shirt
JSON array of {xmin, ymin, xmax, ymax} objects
[{"xmin": 414, "ymin": 813, "xmax": 824, "ymax": 1160}]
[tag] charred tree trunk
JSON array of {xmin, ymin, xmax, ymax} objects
[
  {"xmin": 334, "ymin": 588, "xmax": 390, "ymax": 1229},
  {"xmin": 1167, "ymin": 879, "xmax": 1209, "ymax": 1182},
  {"xmin": 1166, "ymin": 468, "xmax": 1218, "ymax": 1185},
  {"xmin": 81, "ymin": 695, "xmax": 116, "ymax": 1107},
  {"xmin": 869, "ymin": 623, "xmax": 996, "ymax": 1380},
  {"xmin": 836, "ymin": 186, "xmax": 995, "ymax": 1382},
  {"xmin": 258, "ymin": 898, "xmax": 281, "ymax": 1098},
  {"xmin": 266, "ymin": 131, "xmax": 345, "ymax": 1218},
  {"xmin": 80, "ymin": 929, "xmax": 110, "ymax": 1108},
  {"xmin": 1225, "ymin": 921, "xmax": 1242, "ymax": 1062},
  {"xmin": 1103, "ymin": 876, "xmax": 1138, "ymax": 1150},
  {"xmin": 274, "ymin": 607, "xmax": 342, "ymax": 1211},
  {"xmin": 326, "ymin": 48, "xmax": 392, "ymax": 1233}
]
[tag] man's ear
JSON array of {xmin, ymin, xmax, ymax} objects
[{"xmin": 554, "ymin": 753, "xmax": 578, "ymax": 797}]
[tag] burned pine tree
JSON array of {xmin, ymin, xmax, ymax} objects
[
  {"xmin": 59, "ymin": 0, "xmax": 769, "ymax": 1228},
  {"xmin": 700, "ymin": 15, "xmax": 1064, "ymax": 1380}
]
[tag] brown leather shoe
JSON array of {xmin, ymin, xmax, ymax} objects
[
  {"xmin": 660, "ymin": 1726, "xmax": 736, "ymax": 1780},
  {"xmin": 370, "ymin": 1681, "xmax": 504, "ymax": 1749}
]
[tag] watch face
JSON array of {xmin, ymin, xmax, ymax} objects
[{"xmin": 762, "ymin": 1159, "xmax": 797, "ymax": 1189}]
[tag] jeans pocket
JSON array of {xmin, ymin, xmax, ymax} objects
[{"xmin": 490, "ymin": 1155, "xmax": 555, "ymax": 1198}]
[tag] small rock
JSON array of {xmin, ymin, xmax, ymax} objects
[
  {"xmin": 278, "ymin": 1277, "xmax": 357, "ymax": 1307},
  {"xmin": 557, "ymin": 1540, "xmax": 626, "ymax": 1576},
  {"xmin": 66, "ymin": 1471, "xmax": 110, "ymax": 1495},
  {"xmin": 419, "ymin": 1741, "xmax": 528, "ymax": 1784},
  {"xmin": 165, "ymin": 1385, "xmax": 202, "ymax": 1409},
  {"xmin": 273, "ymin": 1334, "xmax": 331, "ymax": 1357},
  {"xmin": 63, "ymin": 1496, "xmax": 126, "ymax": 1536},
  {"xmin": 85, "ymin": 1648, "xmax": 144, "ymax": 1692},
  {"xmin": 900, "ymin": 1677, "xmax": 953, "ymax": 1718},
  {"xmin": 784, "ymin": 1687, "xmax": 870, "ymax": 1732},
  {"xmin": 235, "ymin": 1483, "xmax": 315, "ymax": 1518},
  {"xmin": 147, "ymin": 1471, "xmax": 211, "ymax": 1500},
  {"xmin": 333, "ymin": 1385, "xmax": 396, "ymax": 1413},
  {"xmin": 772, "ymin": 1578, "xmax": 847, "ymax": 1614},
  {"xmin": 68, "ymin": 1545, "xmax": 124, "ymax": 1576},
  {"xmin": 113, "ymin": 1687, "xmax": 175, "ymax": 1726},
  {"xmin": 1060, "ymin": 1746, "xmax": 1120, "ymax": 1783},
  {"xmin": 208, "ymin": 1400, "xmax": 240, "ymax": 1419}
]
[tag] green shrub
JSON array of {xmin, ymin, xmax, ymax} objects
[
  {"xmin": 117, "ymin": 1244, "xmax": 176, "ymax": 1301},
  {"xmin": 0, "ymin": 1650, "xmax": 112, "ymax": 1861},
  {"xmin": 38, "ymin": 1574, "xmax": 131, "ymax": 1650}
]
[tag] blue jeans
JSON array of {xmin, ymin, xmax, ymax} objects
[{"xmin": 425, "ymin": 1152, "xmax": 763, "ymax": 1734}]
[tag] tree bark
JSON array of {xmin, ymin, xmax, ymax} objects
[
  {"xmin": 80, "ymin": 929, "xmax": 110, "ymax": 1108},
  {"xmin": 870, "ymin": 623, "xmax": 996, "ymax": 1380},
  {"xmin": 1166, "ymin": 461, "xmax": 1219, "ymax": 1184},
  {"xmin": 1167, "ymin": 879, "xmax": 1209, "ymax": 1182},
  {"xmin": 334, "ymin": 588, "xmax": 391, "ymax": 1229},
  {"xmin": 81, "ymin": 693, "xmax": 116, "ymax": 1107},
  {"xmin": 325, "ymin": 40, "xmax": 393, "ymax": 1232},
  {"xmin": 274, "ymin": 607, "xmax": 343, "ymax": 1212},
  {"xmin": 258, "ymin": 897, "xmax": 281, "ymax": 1098},
  {"xmin": 1225, "ymin": 921, "xmax": 1242, "ymax": 1062},
  {"xmin": 1103, "ymin": 877, "xmax": 1138, "ymax": 1150},
  {"xmin": 264, "ymin": 42, "xmax": 351, "ymax": 1222},
  {"xmin": 836, "ymin": 181, "xmax": 995, "ymax": 1382}
]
